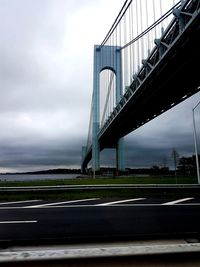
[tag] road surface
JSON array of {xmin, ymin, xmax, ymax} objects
[{"xmin": 0, "ymin": 197, "xmax": 200, "ymax": 245}]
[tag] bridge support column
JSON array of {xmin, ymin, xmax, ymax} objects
[
  {"xmin": 81, "ymin": 146, "xmax": 87, "ymax": 174},
  {"xmin": 92, "ymin": 123, "xmax": 100, "ymax": 173},
  {"xmin": 116, "ymin": 138, "xmax": 125, "ymax": 174}
]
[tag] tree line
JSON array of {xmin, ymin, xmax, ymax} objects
[{"xmin": 127, "ymin": 155, "xmax": 200, "ymax": 176}]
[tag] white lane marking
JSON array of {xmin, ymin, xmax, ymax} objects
[
  {"xmin": 0, "ymin": 220, "xmax": 37, "ymax": 224},
  {"xmin": 96, "ymin": 198, "xmax": 146, "ymax": 206},
  {"xmin": 25, "ymin": 198, "xmax": 100, "ymax": 208},
  {"xmin": 161, "ymin": 197, "xmax": 194, "ymax": 205},
  {"xmin": 0, "ymin": 200, "xmax": 41, "ymax": 206}
]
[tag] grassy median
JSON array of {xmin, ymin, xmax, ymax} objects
[{"xmin": 0, "ymin": 175, "xmax": 198, "ymax": 201}]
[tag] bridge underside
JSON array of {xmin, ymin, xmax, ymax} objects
[{"xmin": 99, "ymin": 11, "xmax": 200, "ymax": 149}]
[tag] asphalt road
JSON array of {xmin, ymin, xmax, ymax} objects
[{"xmin": 0, "ymin": 198, "xmax": 200, "ymax": 245}]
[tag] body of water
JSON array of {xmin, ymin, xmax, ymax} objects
[{"xmin": 0, "ymin": 173, "xmax": 79, "ymax": 182}]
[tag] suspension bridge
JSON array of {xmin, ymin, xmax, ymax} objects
[{"xmin": 81, "ymin": 0, "xmax": 200, "ymax": 174}]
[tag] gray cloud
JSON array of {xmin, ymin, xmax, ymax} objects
[{"xmin": 0, "ymin": 0, "xmax": 199, "ymax": 172}]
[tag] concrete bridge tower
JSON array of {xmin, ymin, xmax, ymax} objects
[{"xmin": 92, "ymin": 45, "xmax": 125, "ymax": 174}]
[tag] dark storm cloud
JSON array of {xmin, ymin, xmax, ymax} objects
[
  {"xmin": 124, "ymin": 133, "xmax": 195, "ymax": 169},
  {"xmin": 0, "ymin": 138, "xmax": 84, "ymax": 172},
  {"xmin": 123, "ymin": 93, "xmax": 200, "ymax": 168}
]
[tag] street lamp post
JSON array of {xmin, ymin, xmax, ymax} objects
[{"xmin": 192, "ymin": 100, "xmax": 200, "ymax": 184}]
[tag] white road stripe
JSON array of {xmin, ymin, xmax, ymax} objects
[
  {"xmin": 96, "ymin": 198, "xmax": 146, "ymax": 206},
  {"xmin": 25, "ymin": 198, "xmax": 100, "ymax": 208},
  {"xmin": 0, "ymin": 200, "xmax": 41, "ymax": 206},
  {"xmin": 161, "ymin": 197, "xmax": 194, "ymax": 205},
  {"xmin": 0, "ymin": 220, "xmax": 37, "ymax": 224}
]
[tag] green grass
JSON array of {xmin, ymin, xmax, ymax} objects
[
  {"xmin": 0, "ymin": 186, "xmax": 199, "ymax": 201},
  {"xmin": 0, "ymin": 189, "xmax": 144, "ymax": 201},
  {"xmin": 0, "ymin": 175, "xmax": 198, "ymax": 187}
]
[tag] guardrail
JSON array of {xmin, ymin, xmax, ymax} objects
[{"xmin": 0, "ymin": 184, "xmax": 199, "ymax": 192}]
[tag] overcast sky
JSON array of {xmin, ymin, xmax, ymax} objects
[{"xmin": 0, "ymin": 0, "xmax": 199, "ymax": 173}]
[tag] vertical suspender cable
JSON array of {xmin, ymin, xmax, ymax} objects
[
  {"xmin": 145, "ymin": 0, "xmax": 150, "ymax": 55},
  {"xmin": 136, "ymin": 0, "xmax": 140, "ymax": 71},
  {"xmin": 152, "ymin": 0, "xmax": 157, "ymax": 38},
  {"xmin": 124, "ymin": 10, "xmax": 128, "ymax": 86},
  {"xmin": 133, "ymin": 1, "xmax": 136, "ymax": 75},
  {"xmin": 159, "ymin": 0, "xmax": 163, "ymax": 35},
  {"xmin": 129, "ymin": 3, "xmax": 132, "ymax": 83},
  {"xmin": 139, "ymin": 0, "xmax": 144, "ymax": 63},
  {"xmin": 111, "ymin": 32, "xmax": 114, "ymax": 111},
  {"xmin": 106, "ymin": 38, "xmax": 112, "ymax": 116},
  {"xmin": 130, "ymin": 2, "xmax": 134, "ymax": 81},
  {"xmin": 128, "ymin": 4, "xmax": 131, "ymax": 84},
  {"xmin": 116, "ymin": 17, "xmax": 119, "ymax": 105}
]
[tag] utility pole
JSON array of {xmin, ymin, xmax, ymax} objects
[
  {"xmin": 172, "ymin": 148, "xmax": 179, "ymax": 183},
  {"xmin": 192, "ymin": 100, "xmax": 200, "ymax": 184}
]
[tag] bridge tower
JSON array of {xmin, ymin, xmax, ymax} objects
[{"xmin": 92, "ymin": 45, "xmax": 125, "ymax": 174}]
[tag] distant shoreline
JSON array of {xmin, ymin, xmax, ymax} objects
[{"xmin": 0, "ymin": 168, "xmax": 81, "ymax": 175}]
